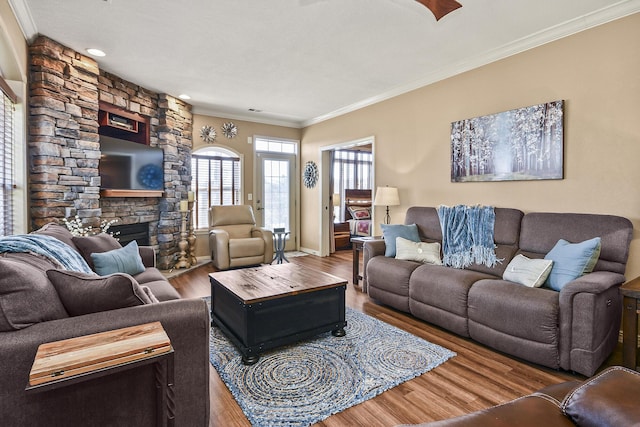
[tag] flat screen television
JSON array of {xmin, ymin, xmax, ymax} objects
[{"xmin": 99, "ymin": 136, "xmax": 164, "ymax": 190}]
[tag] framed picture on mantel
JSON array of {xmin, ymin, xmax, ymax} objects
[{"xmin": 450, "ymin": 100, "xmax": 564, "ymax": 182}]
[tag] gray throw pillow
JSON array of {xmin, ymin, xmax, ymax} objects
[
  {"xmin": 72, "ymin": 233, "xmax": 122, "ymax": 270},
  {"xmin": 91, "ymin": 240, "xmax": 146, "ymax": 276},
  {"xmin": 0, "ymin": 257, "xmax": 68, "ymax": 331},
  {"xmin": 46, "ymin": 269, "xmax": 157, "ymax": 316}
]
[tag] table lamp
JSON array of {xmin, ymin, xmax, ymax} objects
[{"xmin": 374, "ymin": 186, "xmax": 400, "ymax": 224}]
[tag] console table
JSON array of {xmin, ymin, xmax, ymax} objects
[
  {"xmin": 26, "ymin": 322, "xmax": 175, "ymax": 426},
  {"xmin": 622, "ymin": 276, "xmax": 640, "ymax": 370}
]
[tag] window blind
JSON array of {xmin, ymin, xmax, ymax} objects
[
  {"xmin": 191, "ymin": 154, "xmax": 241, "ymax": 229},
  {"xmin": 0, "ymin": 77, "xmax": 16, "ymax": 237}
]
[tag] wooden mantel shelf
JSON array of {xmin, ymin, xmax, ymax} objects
[{"xmin": 100, "ymin": 189, "xmax": 163, "ymax": 198}]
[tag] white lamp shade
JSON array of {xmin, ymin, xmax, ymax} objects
[
  {"xmin": 333, "ymin": 193, "xmax": 341, "ymax": 206},
  {"xmin": 374, "ymin": 186, "xmax": 400, "ymax": 206}
]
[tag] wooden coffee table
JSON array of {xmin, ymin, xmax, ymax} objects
[{"xmin": 209, "ymin": 263, "xmax": 347, "ymax": 364}]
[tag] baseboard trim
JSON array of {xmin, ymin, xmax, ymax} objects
[{"xmin": 299, "ymin": 247, "xmax": 320, "ymax": 256}]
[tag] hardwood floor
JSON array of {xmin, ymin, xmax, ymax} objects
[{"xmin": 169, "ymin": 250, "xmax": 621, "ymax": 427}]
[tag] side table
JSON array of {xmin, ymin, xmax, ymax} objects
[
  {"xmin": 621, "ymin": 277, "xmax": 640, "ymax": 370},
  {"xmin": 351, "ymin": 236, "xmax": 382, "ymax": 285},
  {"xmin": 26, "ymin": 321, "xmax": 175, "ymax": 426},
  {"xmin": 272, "ymin": 229, "xmax": 290, "ymax": 264}
]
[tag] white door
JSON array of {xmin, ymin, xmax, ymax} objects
[{"xmin": 255, "ymin": 152, "xmax": 296, "ymax": 251}]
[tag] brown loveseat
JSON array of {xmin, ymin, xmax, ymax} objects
[
  {"xmin": 364, "ymin": 207, "xmax": 633, "ymax": 376},
  {"xmin": 403, "ymin": 366, "xmax": 640, "ymax": 426},
  {"xmin": 0, "ymin": 223, "xmax": 210, "ymax": 426}
]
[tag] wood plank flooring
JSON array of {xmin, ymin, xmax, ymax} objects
[{"xmin": 169, "ymin": 250, "xmax": 622, "ymax": 427}]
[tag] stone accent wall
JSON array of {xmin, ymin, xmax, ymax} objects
[
  {"xmin": 157, "ymin": 95, "xmax": 193, "ymax": 269},
  {"xmin": 29, "ymin": 36, "xmax": 101, "ymax": 226},
  {"xmin": 28, "ymin": 35, "xmax": 192, "ymax": 269}
]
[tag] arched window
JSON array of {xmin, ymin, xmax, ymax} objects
[{"xmin": 191, "ymin": 146, "xmax": 242, "ymax": 229}]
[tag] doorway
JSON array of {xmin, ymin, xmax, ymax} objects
[
  {"xmin": 319, "ymin": 136, "xmax": 375, "ymax": 257},
  {"xmin": 254, "ymin": 137, "xmax": 298, "ymax": 252}
]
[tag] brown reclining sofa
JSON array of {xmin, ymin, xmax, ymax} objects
[{"xmin": 364, "ymin": 207, "xmax": 633, "ymax": 376}]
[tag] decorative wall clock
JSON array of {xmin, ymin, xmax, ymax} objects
[
  {"xmin": 200, "ymin": 125, "xmax": 216, "ymax": 143},
  {"xmin": 303, "ymin": 161, "xmax": 319, "ymax": 189},
  {"xmin": 221, "ymin": 122, "xmax": 238, "ymax": 139}
]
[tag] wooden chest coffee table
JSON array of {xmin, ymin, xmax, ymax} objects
[{"xmin": 209, "ymin": 263, "xmax": 347, "ymax": 364}]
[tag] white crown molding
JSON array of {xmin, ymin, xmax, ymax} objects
[
  {"xmin": 302, "ymin": 0, "xmax": 640, "ymax": 128},
  {"xmin": 8, "ymin": 0, "xmax": 38, "ymax": 42},
  {"xmin": 192, "ymin": 105, "xmax": 303, "ymax": 129}
]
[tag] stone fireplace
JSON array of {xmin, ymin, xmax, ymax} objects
[
  {"xmin": 110, "ymin": 222, "xmax": 150, "ymax": 247},
  {"xmin": 28, "ymin": 36, "xmax": 193, "ymax": 269}
]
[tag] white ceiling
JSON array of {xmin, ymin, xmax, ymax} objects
[{"xmin": 10, "ymin": 0, "xmax": 640, "ymax": 128}]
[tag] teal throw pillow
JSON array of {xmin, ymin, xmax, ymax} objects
[
  {"xmin": 381, "ymin": 223, "xmax": 420, "ymax": 257},
  {"xmin": 91, "ymin": 240, "xmax": 146, "ymax": 276},
  {"xmin": 543, "ymin": 237, "xmax": 601, "ymax": 291}
]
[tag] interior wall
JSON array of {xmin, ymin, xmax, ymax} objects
[
  {"xmin": 0, "ymin": 0, "xmax": 28, "ymax": 233},
  {"xmin": 191, "ymin": 113, "xmax": 300, "ymax": 257},
  {"xmin": 300, "ymin": 13, "xmax": 640, "ymax": 279}
]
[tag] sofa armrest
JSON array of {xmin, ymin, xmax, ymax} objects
[
  {"xmin": 209, "ymin": 229, "xmax": 230, "ymax": 269},
  {"xmin": 558, "ymin": 271, "xmax": 626, "ymax": 376},
  {"xmin": 560, "ymin": 271, "xmax": 626, "ymax": 296},
  {"xmin": 362, "ymin": 239, "xmax": 386, "ymax": 292},
  {"xmin": 252, "ymin": 227, "xmax": 274, "ymax": 262},
  {"xmin": 0, "ymin": 299, "xmax": 210, "ymax": 427},
  {"xmin": 138, "ymin": 245, "xmax": 156, "ymax": 268}
]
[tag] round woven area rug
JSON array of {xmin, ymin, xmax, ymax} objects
[{"xmin": 208, "ymin": 304, "xmax": 455, "ymax": 427}]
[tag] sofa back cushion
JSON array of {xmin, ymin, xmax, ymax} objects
[
  {"xmin": 0, "ymin": 257, "xmax": 68, "ymax": 331},
  {"xmin": 519, "ymin": 213, "xmax": 633, "ymax": 275},
  {"xmin": 72, "ymin": 233, "xmax": 122, "ymax": 270},
  {"xmin": 404, "ymin": 207, "xmax": 523, "ymax": 276},
  {"xmin": 31, "ymin": 222, "xmax": 78, "ymax": 251}
]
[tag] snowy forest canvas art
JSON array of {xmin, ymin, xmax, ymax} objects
[{"xmin": 451, "ymin": 100, "xmax": 564, "ymax": 182}]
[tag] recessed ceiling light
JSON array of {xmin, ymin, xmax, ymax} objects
[
  {"xmin": 86, "ymin": 48, "xmax": 106, "ymax": 57},
  {"xmin": 178, "ymin": 94, "xmax": 191, "ymax": 100}
]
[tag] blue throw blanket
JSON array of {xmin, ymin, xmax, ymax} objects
[
  {"xmin": 0, "ymin": 234, "xmax": 94, "ymax": 274},
  {"xmin": 437, "ymin": 205, "xmax": 501, "ymax": 269}
]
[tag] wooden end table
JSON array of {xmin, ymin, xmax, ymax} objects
[
  {"xmin": 351, "ymin": 236, "xmax": 382, "ymax": 285},
  {"xmin": 26, "ymin": 322, "xmax": 175, "ymax": 427},
  {"xmin": 621, "ymin": 277, "xmax": 640, "ymax": 370},
  {"xmin": 210, "ymin": 263, "xmax": 347, "ymax": 365}
]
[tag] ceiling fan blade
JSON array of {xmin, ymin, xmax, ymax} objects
[{"xmin": 415, "ymin": 0, "xmax": 462, "ymax": 21}]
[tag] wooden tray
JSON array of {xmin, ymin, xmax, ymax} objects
[{"xmin": 28, "ymin": 322, "xmax": 171, "ymax": 386}]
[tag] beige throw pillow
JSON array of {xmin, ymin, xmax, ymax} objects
[
  {"xmin": 395, "ymin": 237, "xmax": 442, "ymax": 265},
  {"xmin": 503, "ymin": 254, "xmax": 553, "ymax": 288}
]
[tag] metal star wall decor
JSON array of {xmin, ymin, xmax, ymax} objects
[{"xmin": 200, "ymin": 125, "xmax": 216, "ymax": 143}]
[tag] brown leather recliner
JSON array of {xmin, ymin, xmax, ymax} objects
[
  {"xmin": 401, "ymin": 366, "xmax": 640, "ymax": 426},
  {"xmin": 209, "ymin": 205, "xmax": 274, "ymax": 270}
]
